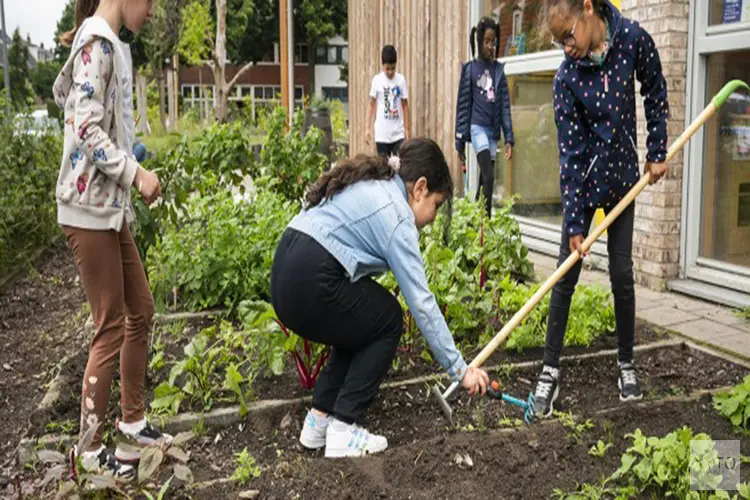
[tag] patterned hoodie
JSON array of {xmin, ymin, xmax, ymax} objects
[
  {"xmin": 554, "ymin": 0, "xmax": 669, "ymax": 236},
  {"xmin": 53, "ymin": 17, "xmax": 138, "ymax": 231}
]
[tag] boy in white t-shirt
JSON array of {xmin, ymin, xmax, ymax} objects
[{"xmin": 365, "ymin": 45, "xmax": 411, "ymax": 157}]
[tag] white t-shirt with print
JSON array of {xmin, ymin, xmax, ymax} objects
[{"xmin": 369, "ymin": 72, "xmax": 408, "ymax": 144}]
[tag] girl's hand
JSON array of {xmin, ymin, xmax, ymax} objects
[
  {"xmin": 364, "ymin": 128, "xmax": 372, "ymax": 145},
  {"xmin": 505, "ymin": 144, "xmax": 513, "ymax": 161},
  {"xmin": 569, "ymin": 234, "xmax": 588, "ymax": 257},
  {"xmin": 645, "ymin": 162, "xmax": 667, "ymax": 184},
  {"xmin": 461, "ymin": 366, "xmax": 489, "ymax": 396},
  {"xmin": 135, "ymin": 166, "xmax": 162, "ymax": 206}
]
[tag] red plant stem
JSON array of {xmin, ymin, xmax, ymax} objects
[
  {"xmin": 310, "ymin": 347, "xmax": 330, "ymax": 383},
  {"xmin": 479, "ymin": 221, "xmax": 487, "ymax": 288}
]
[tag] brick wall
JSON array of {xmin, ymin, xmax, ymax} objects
[{"xmin": 621, "ymin": 0, "xmax": 689, "ymax": 289}]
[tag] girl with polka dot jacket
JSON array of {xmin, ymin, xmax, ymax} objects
[{"xmin": 531, "ymin": 0, "xmax": 669, "ymax": 419}]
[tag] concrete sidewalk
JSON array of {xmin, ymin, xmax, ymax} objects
[{"xmin": 529, "ymin": 252, "xmax": 750, "ymax": 360}]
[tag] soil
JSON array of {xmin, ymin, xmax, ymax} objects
[
  {"xmin": 0, "ymin": 242, "xmax": 87, "ymax": 482},
  {"xmin": 175, "ymin": 348, "xmax": 750, "ymax": 500}
]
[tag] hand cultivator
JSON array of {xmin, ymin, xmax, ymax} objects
[
  {"xmin": 487, "ymin": 381, "xmax": 535, "ymax": 424},
  {"xmin": 433, "ymin": 79, "xmax": 750, "ymax": 426}
]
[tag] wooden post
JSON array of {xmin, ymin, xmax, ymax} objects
[
  {"xmin": 279, "ymin": 0, "xmax": 290, "ymax": 125},
  {"xmin": 173, "ymin": 54, "xmax": 180, "ymax": 124}
]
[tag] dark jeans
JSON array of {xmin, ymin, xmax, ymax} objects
[
  {"xmin": 270, "ymin": 228, "xmax": 404, "ymax": 424},
  {"xmin": 376, "ymin": 139, "xmax": 403, "ymax": 158},
  {"xmin": 543, "ymin": 202, "xmax": 636, "ymax": 368}
]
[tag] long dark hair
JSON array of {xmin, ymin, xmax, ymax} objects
[
  {"xmin": 470, "ymin": 16, "xmax": 501, "ymax": 60},
  {"xmin": 60, "ymin": 0, "xmax": 100, "ymax": 47},
  {"xmin": 305, "ymin": 138, "xmax": 453, "ymax": 208}
]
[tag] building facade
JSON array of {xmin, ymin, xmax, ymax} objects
[{"xmin": 348, "ymin": 0, "xmax": 750, "ymax": 307}]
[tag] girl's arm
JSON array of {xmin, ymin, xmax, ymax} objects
[
  {"xmin": 365, "ymin": 97, "xmax": 376, "ymax": 144},
  {"xmin": 386, "ymin": 220, "xmax": 468, "ymax": 382},
  {"xmin": 499, "ymin": 70, "xmax": 514, "ymax": 146},
  {"xmin": 72, "ymin": 38, "xmax": 138, "ymax": 188},
  {"xmin": 635, "ymin": 27, "xmax": 669, "ymax": 163},
  {"xmin": 454, "ymin": 62, "xmax": 471, "ymax": 159},
  {"xmin": 554, "ymin": 75, "xmax": 589, "ymax": 237}
]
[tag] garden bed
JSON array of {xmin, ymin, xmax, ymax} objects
[
  {"xmin": 169, "ymin": 341, "xmax": 749, "ymax": 499},
  {"xmin": 29, "ymin": 314, "xmax": 670, "ymax": 437}
]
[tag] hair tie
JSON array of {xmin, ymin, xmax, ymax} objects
[{"xmin": 388, "ymin": 155, "xmax": 401, "ymax": 173}]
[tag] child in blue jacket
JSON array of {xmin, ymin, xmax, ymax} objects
[
  {"xmin": 455, "ymin": 16, "xmax": 514, "ymax": 218},
  {"xmin": 532, "ymin": 0, "xmax": 669, "ymax": 417}
]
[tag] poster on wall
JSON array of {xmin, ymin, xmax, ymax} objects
[{"xmin": 722, "ymin": 0, "xmax": 750, "ymax": 23}]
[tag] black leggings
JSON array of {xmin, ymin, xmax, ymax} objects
[
  {"xmin": 543, "ymin": 202, "xmax": 636, "ymax": 368},
  {"xmin": 270, "ymin": 228, "xmax": 404, "ymax": 423}
]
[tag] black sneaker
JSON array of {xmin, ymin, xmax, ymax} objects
[
  {"xmin": 114, "ymin": 419, "xmax": 173, "ymax": 463},
  {"xmin": 532, "ymin": 368, "xmax": 560, "ymax": 418},
  {"xmin": 70, "ymin": 445, "xmax": 136, "ymax": 482},
  {"xmin": 618, "ymin": 362, "xmax": 643, "ymax": 402}
]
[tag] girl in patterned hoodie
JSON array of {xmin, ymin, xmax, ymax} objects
[
  {"xmin": 54, "ymin": 0, "xmax": 168, "ymax": 481},
  {"xmin": 532, "ymin": 0, "xmax": 669, "ymax": 418}
]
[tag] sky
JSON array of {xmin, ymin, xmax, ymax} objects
[{"xmin": 3, "ymin": 0, "xmax": 67, "ymax": 49}]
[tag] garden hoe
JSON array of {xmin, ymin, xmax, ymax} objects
[{"xmin": 433, "ymin": 79, "xmax": 750, "ymax": 426}]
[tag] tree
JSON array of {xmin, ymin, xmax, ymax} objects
[
  {"xmin": 297, "ymin": 0, "xmax": 346, "ymax": 99},
  {"xmin": 30, "ymin": 61, "xmax": 61, "ymax": 101},
  {"xmin": 54, "ymin": 0, "xmax": 75, "ymax": 63},
  {"xmin": 8, "ymin": 29, "xmax": 33, "ymax": 109},
  {"xmin": 179, "ymin": 0, "xmax": 276, "ymax": 122}
]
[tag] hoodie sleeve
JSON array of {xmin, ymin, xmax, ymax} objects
[
  {"xmin": 554, "ymin": 73, "xmax": 588, "ymax": 237},
  {"xmin": 72, "ymin": 38, "xmax": 138, "ymax": 188},
  {"xmin": 635, "ymin": 26, "xmax": 669, "ymax": 163},
  {"xmin": 499, "ymin": 69, "xmax": 514, "ymax": 146},
  {"xmin": 455, "ymin": 62, "xmax": 471, "ymax": 153}
]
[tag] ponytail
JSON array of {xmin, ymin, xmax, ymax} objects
[
  {"xmin": 305, "ymin": 155, "xmax": 393, "ymax": 208},
  {"xmin": 305, "ymin": 138, "xmax": 453, "ymax": 209},
  {"xmin": 60, "ymin": 0, "xmax": 100, "ymax": 47}
]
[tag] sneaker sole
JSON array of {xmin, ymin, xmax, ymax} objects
[
  {"xmin": 537, "ymin": 385, "xmax": 560, "ymax": 419},
  {"xmin": 324, "ymin": 439, "xmax": 388, "ymax": 458},
  {"xmin": 114, "ymin": 444, "xmax": 142, "ymax": 464},
  {"xmin": 618, "ymin": 379, "xmax": 643, "ymax": 402},
  {"xmin": 299, "ymin": 434, "xmax": 326, "ymax": 450}
]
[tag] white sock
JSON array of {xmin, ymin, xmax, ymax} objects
[
  {"xmin": 118, "ymin": 418, "xmax": 146, "ymax": 435},
  {"xmin": 309, "ymin": 409, "xmax": 329, "ymax": 426},
  {"xmin": 82, "ymin": 445, "xmax": 105, "ymax": 459},
  {"xmin": 330, "ymin": 418, "xmax": 351, "ymax": 432},
  {"xmin": 542, "ymin": 365, "xmax": 560, "ymax": 380}
]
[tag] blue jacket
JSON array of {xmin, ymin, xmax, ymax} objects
[
  {"xmin": 455, "ymin": 60, "xmax": 515, "ymax": 153},
  {"xmin": 555, "ymin": 0, "xmax": 669, "ymax": 236},
  {"xmin": 287, "ymin": 176, "xmax": 469, "ymax": 382}
]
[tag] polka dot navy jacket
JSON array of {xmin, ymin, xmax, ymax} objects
[{"xmin": 553, "ymin": 1, "xmax": 669, "ymax": 237}]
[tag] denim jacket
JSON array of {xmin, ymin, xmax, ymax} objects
[{"xmin": 288, "ymin": 175, "xmax": 469, "ymax": 382}]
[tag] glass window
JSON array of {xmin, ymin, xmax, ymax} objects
[
  {"xmin": 240, "ymin": 86, "xmax": 252, "ymax": 97},
  {"xmin": 182, "ymin": 86, "xmax": 192, "ymax": 98},
  {"xmin": 699, "ymin": 50, "xmax": 750, "ymax": 268},
  {"xmin": 295, "ymin": 87, "xmax": 303, "ymax": 100},
  {"xmin": 341, "ymin": 46, "xmax": 349, "ymax": 63},
  {"xmin": 264, "ymin": 87, "xmax": 275, "ymax": 99},
  {"xmin": 328, "ymin": 46, "xmax": 338, "ymax": 64},
  {"xmin": 490, "ymin": 1, "xmax": 553, "ymax": 57},
  {"xmin": 494, "ymin": 71, "xmax": 562, "ymax": 227},
  {"xmin": 316, "ymin": 46, "xmax": 328, "ymax": 64},
  {"xmin": 709, "ymin": 1, "xmax": 750, "ymax": 26},
  {"xmin": 254, "ymin": 87, "xmax": 264, "ymax": 99}
]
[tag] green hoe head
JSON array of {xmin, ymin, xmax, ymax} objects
[{"xmin": 712, "ymin": 80, "xmax": 750, "ymax": 109}]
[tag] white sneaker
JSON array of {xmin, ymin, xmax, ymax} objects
[
  {"xmin": 324, "ymin": 420, "xmax": 388, "ymax": 458},
  {"xmin": 299, "ymin": 410, "xmax": 328, "ymax": 449}
]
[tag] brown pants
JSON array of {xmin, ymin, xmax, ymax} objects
[{"xmin": 64, "ymin": 224, "xmax": 154, "ymax": 449}]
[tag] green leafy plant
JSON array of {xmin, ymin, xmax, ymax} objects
[
  {"xmin": 713, "ymin": 375, "xmax": 750, "ymax": 431},
  {"xmin": 555, "ymin": 410, "xmax": 594, "ymax": 444},
  {"xmin": 258, "ymin": 106, "xmax": 328, "ymax": 203},
  {"xmin": 240, "ymin": 300, "xmax": 329, "ymax": 390},
  {"xmin": 0, "ymin": 116, "xmax": 62, "ymax": 277},
  {"xmin": 150, "ymin": 321, "xmax": 257, "ymax": 415},
  {"xmin": 232, "ymin": 448, "xmax": 262, "ymax": 485},
  {"xmin": 147, "ymin": 188, "xmax": 294, "ymax": 311},
  {"xmin": 589, "ymin": 440, "xmax": 613, "ymax": 458}
]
